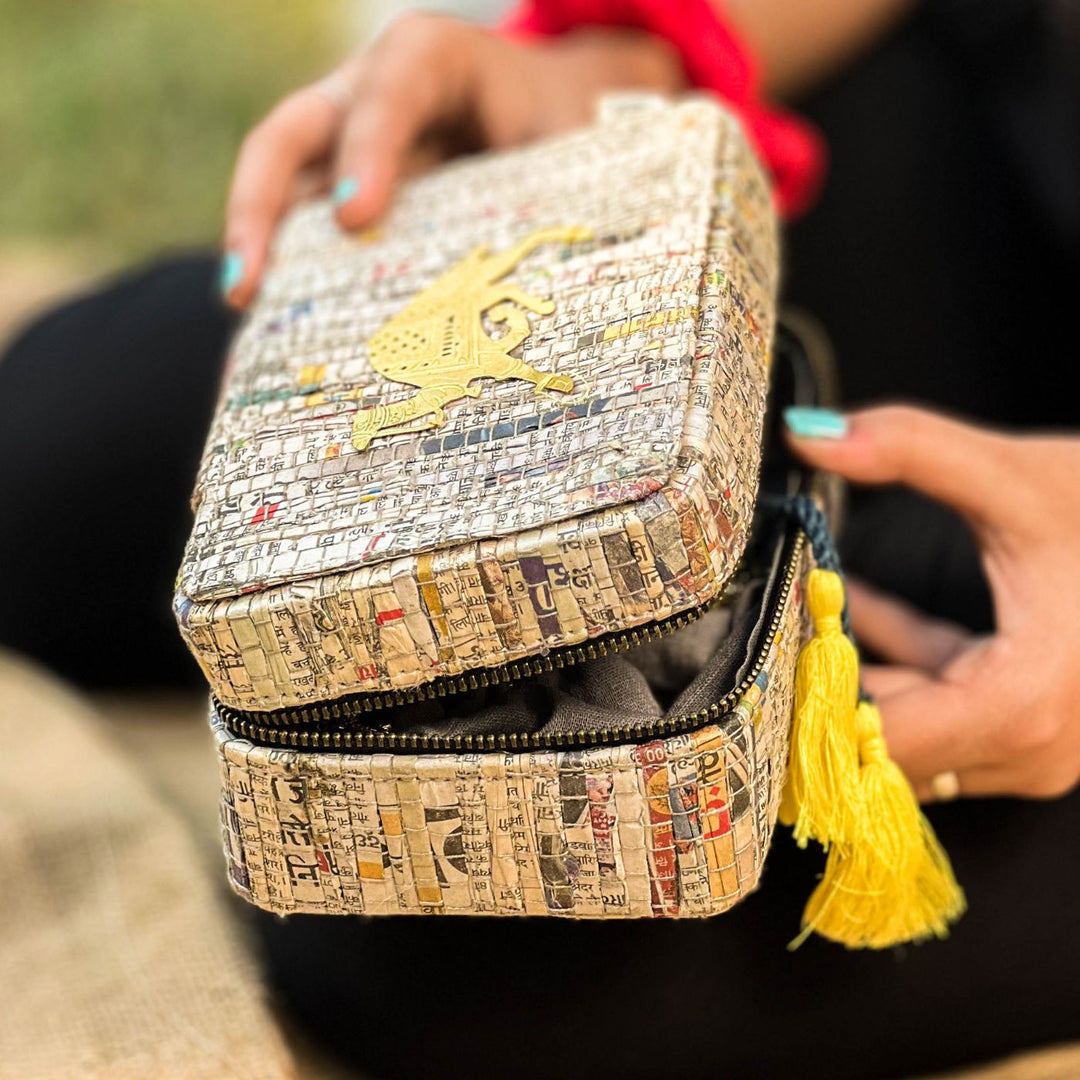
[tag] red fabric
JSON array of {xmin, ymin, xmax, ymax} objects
[{"xmin": 500, "ymin": 0, "xmax": 825, "ymax": 218}]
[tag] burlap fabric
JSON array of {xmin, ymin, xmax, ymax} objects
[{"xmin": 0, "ymin": 650, "xmax": 295, "ymax": 1080}]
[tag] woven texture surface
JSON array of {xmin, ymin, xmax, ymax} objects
[
  {"xmin": 176, "ymin": 97, "xmax": 778, "ymax": 711},
  {"xmin": 213, "ymin": 541, "xmax": 805, "ymax": 918}
]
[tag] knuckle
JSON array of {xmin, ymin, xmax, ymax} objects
[
  {"xmin": 642, "ymin": 35, "xmax": 685, "ymax": 90},
  {"xmin": 237, "ymin": 114, "xmax": 285, "ymax": 163},
  {"xmin": 893, "ymin": 406, "xmax": 942, "ymax": 455},
  {"xmin": 226, "ymin": 183, "xmax": 271, "ymax": 231},
  {"xmin": 225, "ymin": 181, "xmax": 252, "ymax": 222},
  {"xmin": 380, "ymin": 10, "xmax": 457, "ymax": 53},
  {"xmin": 888, "ymin": 403, "xmax": 950, "ymax": 445},
  {"xmin": 1024, "ymin": 764, "xmax": 1080, "ymax": 800},
  {"xmin": 276, "ymin": 88, "xmax": 316, "ymax": 122},
  {"xmin": 237, "ymin": 123, "xmax": 268, "ymax": 160},
  {"xmin": 251, "ymin": 88, "xmax": 316, "ymax": 143},
  {"xmin": 361, "ymin": 12, "xmax": 475, "ymax": 118},
  {"xmin": 874, "ymin": 404, "xmax": 923, "ymax": 432},
  {"xmin": 253, "ymin": 102, "xmax": 299, "ymax": 143},
  {"xmin": 1008, "ymin": 712, "xmax": 1063, "ymax": 755},
  {"xmin": 852, "ymin": 404, "xmax": 924, "ymax": 481}
]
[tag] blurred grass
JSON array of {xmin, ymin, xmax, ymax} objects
[{"xmin": 0, "ymin": 0, "xmax": 344, "ymax": 269}]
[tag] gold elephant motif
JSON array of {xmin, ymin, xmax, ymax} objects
[{"xmin": 351, "ymin": 225, "xmax": 591, "ymax": 451}]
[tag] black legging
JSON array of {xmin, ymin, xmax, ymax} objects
[
  {"xmin": 0, "ymin": 256, "xmax": 231, "ymax": 689},
  {"xmin": 2, "ymin": 2, "xmax": 1077, "ymax": 1075}
]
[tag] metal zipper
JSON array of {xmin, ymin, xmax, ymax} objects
[{"xmin": 215, "ymin": 529, "xmax": 803, "ymax": 753}]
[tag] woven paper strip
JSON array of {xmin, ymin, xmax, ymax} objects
[
  {"xmin": 176, "ymin": 98, "xmax": 778, "ymax": 711},
  {"xmin": 214, "ymin": 544, "xmax": 805, "ymax": 918}
]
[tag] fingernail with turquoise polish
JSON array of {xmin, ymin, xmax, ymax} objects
[
  {"xmin": 783, "ymin": 406, "xmax": 848, "ymax": 439},
  {"xmin": 219, "ymin": 251, "xmax": 243, "ymax": 297},
  {"xmin": 333, "ymin": 176, "xmax": 360, "ymax": 204}
]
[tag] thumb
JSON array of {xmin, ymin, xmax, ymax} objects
[{"xmin": 783, "ymin": 404, "xmax": 1018, "ymax": 532}]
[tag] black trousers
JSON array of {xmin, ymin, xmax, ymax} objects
[{"xmin": 2, "ymin": 4, "xmax": 1078, "ymax": 1076}]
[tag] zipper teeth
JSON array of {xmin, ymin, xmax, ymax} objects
[{"xmin": 215, "ymin": 530, "xmax": 803, "ymax": 752}]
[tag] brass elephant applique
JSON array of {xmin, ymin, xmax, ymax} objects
[{"xmin": 351, "ymin": 225, "xmax": 591, "ymax": 451}]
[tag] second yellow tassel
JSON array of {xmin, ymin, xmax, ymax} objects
[{"xmin": 795, "ymin": 698, "xmax": 967, "ymax": 949}]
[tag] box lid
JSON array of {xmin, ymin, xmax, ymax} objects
[{"xmin": 176, "ymin": 97, "xmax": 779, "ymax": 711}]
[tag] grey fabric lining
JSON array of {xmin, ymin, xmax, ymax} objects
[
  {"xmin": 671, "ymin": 523, "xmax": 787, "ymax": 715},
  {"xmin": 383, "ymin": 526, "xmax": 788, "ymax": 740}
]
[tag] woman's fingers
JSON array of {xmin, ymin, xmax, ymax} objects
[
  {"xmin": 331, "ymin": 14, "xmax": 473, "ymax": 230},
  {"xmin": 785, "ymin": 405, "xmax": 1021, "ymax": 536},
  {"xmin": 863, "ymin": 662, "xmax": 1047, "ymax": 801},
  {"xmin": 222, "ymin": 13, "xmax": 468, "ymax": 305},
  {"xmin": 914, "ymin": 759, "xmax": 1080, "ymax": 803},
  {"xmin": 863, "ymin": 633, "xmax": 1076, "ymax": 801},
  {"xmin": 859, "ymin": 664, "xmax": 986, "ymax": 789},
  {"xmin": 860, "ymin": 663, "xmax": 995, "ymax": 795},
  {"xmin": 860, "ymin": 662, "xmax": 933, "ymax": 700},
  {"xmin": 223, "ymin": 84, "xmax": 345, "ymax": 307},
  {"xmin": 870, "ymin": 625, "xmax": 1046, "ymax": 794},
  {"xmin": 874, "ymin": 678, "xmax": 992, "ymax": 786},
  {"xmin": 847, "ymin": 576, "xmax": 972, "ymax": 673},
  {"xmin": 911, "ymin": 766, "xmax": 1015, "ymax": 804},
  {"xmin": 329, "ymin": 97, "xmax": 430, "ymax": 230}
]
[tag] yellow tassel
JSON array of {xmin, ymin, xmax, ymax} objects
[
  {"xmin": 778, "ymin": 770, "xmax": 799, "ymax": 828},
  {"xmin": 780, "ymin": 568, "xmax": 861, "ymax": 849},
  {"xmin": 796, "ymin": 701, "xmax": 966, "ymax": 949}
]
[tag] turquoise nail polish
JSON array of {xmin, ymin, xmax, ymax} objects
[
  {"xmin": 783, "ymin": 406, "xmax": 848, "ymax": 439},
  {"xmin": 333, "ymin": 176, "xmax": 360, "ymax": 204},
  {"xmin": 219, "ymin": 251, "xmax": 243, "ymax": 296}
]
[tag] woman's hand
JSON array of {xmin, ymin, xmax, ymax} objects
[
  {"xmin": 785, "ymin": 404, "xmax": 1080, "ymax": 802},
  {"xmin": 220, "ymin": 12, "xmax": 684, "ymax": 308}
]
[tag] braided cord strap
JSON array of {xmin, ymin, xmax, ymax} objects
[{"xmin": 762, "ymin": 492, "xmax": 847, "ymax": 630}]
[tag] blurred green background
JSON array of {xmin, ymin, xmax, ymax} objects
[
  {"xmin": 0, "ymin": 0, "xmax": 345, "ymax": 260},
  {"xmin": 0, "ymin": 0, "xmax": 349, "ymax": 336},
  {"xmin": 0, "ymin": 0, "xmax": 509, "ymax": 339}
]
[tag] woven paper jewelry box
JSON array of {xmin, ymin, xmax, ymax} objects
[{"xmin": 176, "ymin": 96, "xmax": 814, "ymax": 920}]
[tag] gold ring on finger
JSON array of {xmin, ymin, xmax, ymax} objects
[{"xmin": 929, "ymin": 770, "xmax": 961, "ymax": 802}]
